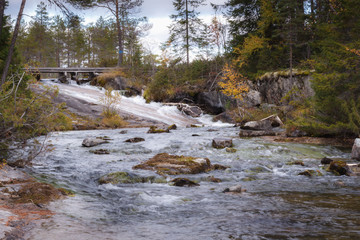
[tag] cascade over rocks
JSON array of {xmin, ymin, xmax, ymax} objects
[
  {"xmin": 351, "ymin": 138, "xmax": 360, "ymax": 160},
  {"xmin": 165, "ymin": 103, "xmax": 202, "ymax": 117}
]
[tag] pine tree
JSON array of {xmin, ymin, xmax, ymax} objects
[{"xmin": 168, "ymin": 0, "xmax": 206, "ymax": 65}]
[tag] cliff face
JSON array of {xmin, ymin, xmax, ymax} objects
[{"xmin": 247, "ymin": 71, "xmax": 314, "ymax": 106}]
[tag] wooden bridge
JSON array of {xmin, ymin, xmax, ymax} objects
[{"xmin": 26, "ymin": 67, "xmax": 116, "ymax": 83}]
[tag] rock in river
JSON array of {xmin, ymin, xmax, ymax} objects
[
  {"xmin": 328, "ymin": 161, "xmax": 351, "ymax": 176},
  {"xmin": 133, "ymin": 153, "xmax": 212, "ymax": 175},
  {"xmin": 212, "ymin": 138, "xmax": 233, "ymax": 149},
  {"xmin": 241, "ymin": 114, "xmax": 283, "ymax": 131},
  {"xmin": 223, "ymin": 185, "xmax": 246, "ymax": 194},
  {"xmin": 351, "ymin": 138, "xmax": 360, "ymax": 160},
  {"xmin": 171, "ymin": 178, "xmax": 199, "ymax": 187},
  {"xmin": 82, "ymin": 138, "xmax": 109, "ymax": 147},
  {"xmin": 125, "ymin": 137, "xmax": 145, "ymax": 143}
]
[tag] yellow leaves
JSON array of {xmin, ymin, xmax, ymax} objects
[
  {"xmin": 346, "ymin": 47, "xmax": 360, "ymax": 57},
  {"xmin": 233, "ymin": 35, "xmax": 265, "ymax": 68},
  {"xmin": 218, "ymin": 63, "xmax": 249, "ymax": 100}
]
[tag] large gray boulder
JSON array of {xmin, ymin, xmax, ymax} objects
[
  {"xmin": 197, "ymin": 91, "xmax": 233, "ymax": 115},
  {"xmin": 351, "ymin": 138, "xmax": 360, "ymax": 160},
  {"xmin": 242, "ymin": 114, "xmax": 283, "ymax": 131},
  {"xmin": 82, "ymin": 138, "xmax": 108, "ymax": 147}
]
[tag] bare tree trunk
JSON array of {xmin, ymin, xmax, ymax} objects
[
  {"xmin": 1, "ymin": 0, "xmax": 26, "ymax": 87},
  {"xmin": 115, "ymin": 0, "xmax": 123, "ymax": 67},
  {"xmin": 0, "ymin": 0, "xmax": 5, "ymax": 38},
  {"xmin": 185, "ymin": 0, "xmax": 189, "ymax": 65}
]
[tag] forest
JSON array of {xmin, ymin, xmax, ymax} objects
[{"xmin": 1, "ymin": 0, "xmax": 360, "ymax": 158}]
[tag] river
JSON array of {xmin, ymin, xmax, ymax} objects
[{"xmin": 23, "ymin": 81, "xmax": 360, "ymax": 239}]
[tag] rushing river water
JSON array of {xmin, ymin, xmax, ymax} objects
[{"xmin": 25, "ymin": 126, "xmax": 360, "ymax": 240}]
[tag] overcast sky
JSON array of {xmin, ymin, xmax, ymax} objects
[{"xmin": 5, "ymin": 0, "xmax": 227, "ymax": 55}]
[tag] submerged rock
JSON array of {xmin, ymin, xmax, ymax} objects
[
  {"xmin": 147, "ymin": 126, "xmax": 170, "ymax": 134},
  {"xmin": 239, "ymin": 130, "xmax": 280, "ymax": 137},
  {"xmin": 171, "ymin": 178, "xmax": 199, "ymax": 187},
  {"xmin": 212, "ymin": 138, "xmax": 233, "ymax": 149},
  {"xmin": 133, "ymin": 153, "xmax": 212, "ymax": 175},
  {"xmin": 90, "ymin": 149, "xmax": 110, "ymax": 155},
  {"xmin": 328, "ymin": 161, "xmax": 351, "ymax": 176},
  {"xmin": 321, "ymin": 157, "xmax": 334, "ymax": 165},
  {"xmin": 298, "ymin": 170, "xmax": 323, "ymax": 177},
  {"xmin": 125, "ymin": 137, "xmax": 145, "ymax": 143},
  {"xmin": 351, "ymin": 138, "xmax": 360, "ymax": 160},
  {"xmin": 206, "ymin": 176, "xmax": 222, "ymax": 183},
  {"xmin": 98, "ymin": 171, "xmax": 164, "ymax": 185},
  {"xmin": 286, "ymin": 161, "xmax": 305, "ymax": 166},
  {"xmin": 82, "ymin": 138, "xmax": 109, "ymax": 147},
  {"xmin": 223, "ymin": 185, "xmax": 246, "ymax": 194},
  {"xmin": 226, "ymin": 147, "xmax": 237, "ymax": 153}
]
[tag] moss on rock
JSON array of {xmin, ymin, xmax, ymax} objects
[{"xmin": 133, "ymin": 153, "xmax": 212, "ymax": 175}]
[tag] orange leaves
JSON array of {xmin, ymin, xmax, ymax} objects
[
  {"xmin": 218, "ymin": 63, "xmax": 249, "ymax": 100},
  {"xmin": 346, "ymin": 47, "xmax": 360, "ymax": 57}
]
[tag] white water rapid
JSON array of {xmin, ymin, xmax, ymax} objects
[{"xmin": 42, "ymin": 80, "xmax": 230, "ymax": 127}]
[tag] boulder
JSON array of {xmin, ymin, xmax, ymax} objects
[
  {"xmin": 351, "ymin": 138, "xmax": 360, "ymax": 160},
  {"xmin": 171, "ymin": 178, "xmax": 199, "ymax": 187},
  {"xmin": 213, "ymin": 111, "xmax": 235, "ymax": 123},
  {"xmin": 82, "ymin": 138, "xmax": 108, "ymax": 147},
  {"xmin": 223, "ymin": 184, "xmax": 246, "ymax": 194},
  {"xmin": 242, "ymin": 114, "xmax": 283, "ymax": 131},
  {"xmin": 243, "ymin": 90, "xmax": 262, "ymax": 107},
  {"xmin": 125, "ymin": 137, "xmax": 145, "ymax": 143},
  {"xmin": 321, "ymin": 157, "xmax": 333, "ymax": 165},
  {"xmin": 212, "ymin": 138, "xmax": 233, "ymax": 149},
  {"xmin": 133, "ymin": 153, "xmax": 212, "ymax": 175},
  {"xmin": 328, "ymin": 161, "xmax": 351, "ymax": 176},
  {"xmin": 177, "ymin": 104, "xmax": 202, "ymax": 118},
  {"xmin": 197, "ymin": 91, "xmax": 232, "ymax": 115}
]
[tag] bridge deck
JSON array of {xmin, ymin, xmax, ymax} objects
[{"xmin": 26, "ymin": 67, "xmax": 117, "ymax": 73}]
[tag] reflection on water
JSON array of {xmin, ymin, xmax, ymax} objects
[{"xmin": 26, "ymin": 127, "xmax": 360, "ymax": 239}]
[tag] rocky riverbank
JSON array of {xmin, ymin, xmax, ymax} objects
[{"xmin": 0, "ymin": 165, "xmax": 72, "ymax": 239}]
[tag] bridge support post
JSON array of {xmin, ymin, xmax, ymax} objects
[
  {"xmin": 88, "ymin": 72, "xmax": 96, "ymax": 82},
  {"xmin": 70, "ymin": 72, "xmax": 77, "ymax": 81},
  {"xmin": 58, "ymin": 72, "xmax": 68, "ymax": 84}
]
